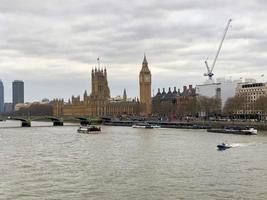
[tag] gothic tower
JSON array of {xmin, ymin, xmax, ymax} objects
[
  {"xmin": 91, "ymin": 67, "xmax": 110, "ymax": 99},
  {"xmin": 139, "ymin": 54, "xmax": 152, "ymax": 115}
]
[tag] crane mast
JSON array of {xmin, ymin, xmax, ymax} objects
[{"xmin": 204, "ymin": 19, "xmax": 232, "ymax": 80}]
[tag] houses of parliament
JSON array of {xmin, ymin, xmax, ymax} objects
[{"xmin": 52, "ymin": 55, "xmax": 152, "ymax": 117}]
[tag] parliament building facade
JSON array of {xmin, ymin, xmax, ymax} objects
[{"xmin": 52, "ymin": 56, "xmax": 152, "ymax": 117}]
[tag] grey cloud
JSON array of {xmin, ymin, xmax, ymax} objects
[{"xmin": 1, "ymin": 0, "xmax": 267, "ymax": 102}]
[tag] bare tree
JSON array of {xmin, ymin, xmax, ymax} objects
[
  {"xmin": 223, "ymin": 96, "xmax": 246, "ymax": 116},
  {"xmin": 254, "ymin": 96, "xmax": 267, "ymax": 120},
  {"xmin": 197, "ymin": 96, "xmax": 221, "ymax": 117}
]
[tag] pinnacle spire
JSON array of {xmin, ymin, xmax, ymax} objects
[
  {"xmin": 142, "ymin": 53, "xmax": 148, "ymax": 65},
  {"xmin": 97, "ymin": 57, "xmax": 100, "ymax": 68},
  {"xmin": 141, "ymin": 53, "xmax": 150, "ymax": 72},
  {"xmin": 123, "ymin": 88, "xmax": 127, "ymax": 101}
]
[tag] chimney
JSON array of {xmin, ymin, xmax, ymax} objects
[{"xmin": 183, "ymin": 86, "xmax": 187, "ymax": 92}]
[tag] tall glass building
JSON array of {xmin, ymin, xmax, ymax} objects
[
  {"xmin": 12, "ymin": 80, "xmax": 24, "ymax": 109},
  {"xmin": 0, "ymin": 80, "xmax": 4, "ymax": 113}
]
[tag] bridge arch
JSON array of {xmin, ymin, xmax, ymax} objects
[{"xmin": 10, "ymin": 117, "xmax": 31, "ymax": 127}]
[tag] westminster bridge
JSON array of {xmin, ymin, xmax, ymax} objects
[{"xmin": 0, "ymin": 116, "xmax": 97, "ymax": 127}]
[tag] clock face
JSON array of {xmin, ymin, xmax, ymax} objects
[{"xmin": 144, "ymin": 75, "xmax": 150, "ymax": 82}]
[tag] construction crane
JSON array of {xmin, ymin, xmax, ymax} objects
[{"xmin": 204, "ymin": 19, "xmax": 232, "ymax": 80}]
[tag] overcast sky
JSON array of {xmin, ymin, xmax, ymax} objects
[{"xmin": 1, "ymin": 0, "xmax": 267, "ymax": 102}]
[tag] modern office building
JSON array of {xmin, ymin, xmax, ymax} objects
[
  {"xmin": 196, "ymin": 78, "xmax": 241, "ymax": 110},
  {"xmin": 4, "ymin": 103, "xmax": 13, "ymax": 114},
  {"xmin": 0, "ymin": 80, "xmax": 4, "ymax": 113},
  {"xmin": 236, "ymin": 82, "xmax": 267, "ymax": 116},
  {"xmin": 12, "ymin": 80, "xmax": 24, "ymax": 109}
]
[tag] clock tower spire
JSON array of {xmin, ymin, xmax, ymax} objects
[{"xmin": 139, "ymin": 54, "xmax": 152, "ymax": 115}]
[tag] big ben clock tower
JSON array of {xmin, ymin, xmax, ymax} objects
[{"xmin": 139, "ymin": 54, "xmax": 152, "ymax": 115}]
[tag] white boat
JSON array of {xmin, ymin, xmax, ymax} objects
[
  {"xmin": 207, "ymin": 126, "xmax": 257, "ymax": 135},
  {"xmin": 132, "ymin": 123, "xmax": 153, "ymax": 129},
  {"xmin": 151, "ymin": 125, "xmax": 161, "ymax": 128},
  {"xmin": 77, "ymin": 125, "xmax": 101, "ymax": 134},
  {"xmin": 241, "ymin": 127, "xmax": 257, "ymax": 135}
]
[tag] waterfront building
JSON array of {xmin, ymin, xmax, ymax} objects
[
  {"xmin": 196, "ymin": 78, "xmax": 240, "ymax": 110},
  {"xmin": 139, "ymin": 55, "xmax": 152, "ymax": 115},
  {"xmin": 0, "ymin": 80, "xmax": 4, "ymax": 113},
  {"xmin": 152, "ymin": 87, "xmax": 177, "ymax": 118},
  {"xmin": 176, "ymin": 85, "xmax": 197, "ymax": 117},
  {"xmin": 236, "ymin": 82, "xmax": 267, "ymax": 116},
  {"xmin": 52, "ymin": 56, "xmax": 151, "ymax": 117},
  {"xmin": 152, "ymin": 85, "xmax": 196, "ymax": 119},
  {"xmin": 12, "ymin": 80, "xmax": 24, "ymax": 109}
]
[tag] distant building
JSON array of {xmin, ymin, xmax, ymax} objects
[
  {"xmin": 152, "ymin": 87, "xmax": 177, "ymax": 117},
  {"xmin": 4, "ymin": 103, "xmax": 13, "ymax": 114},
  {"xmin": 12, "ymin": 80, "xmax": 24, "ymax": 109},
  {"xmin": 0, "ymin": 80, "xmax": 4, "ymax": 113},
  {"xmin": 176, "ymin": 85, "xmax": 197, "ymax": 116},
  {"xmin": 196, "ymin": 78, "xmax": 241, "ymax": 109},
  {"xmin": 152, "ymin": 85, "xmax": 196, "ymax": 119},
  {"xmin": 236, "ymin": 82, "xmax": 267, "ymax": 116}
]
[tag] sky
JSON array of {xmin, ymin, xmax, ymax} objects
[{"xmin": 1, "ymin": 0, "xmax": 267, "ymax": 102}]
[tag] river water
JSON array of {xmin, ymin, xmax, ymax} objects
[{"xmin": 0, "ymin": 121, "xmax": 266, "ymax": 200}]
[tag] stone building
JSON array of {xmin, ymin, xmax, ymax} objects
[
  {"xmin": 176, "ymin": 85, "xmax": 197, "ymax": 117},
  {"xmin": 236, "ymin": 82, "xmax": 267, "ymax": 116},
  {"xmin": 152, "ymin": 87, "xmax": 177, "ymax": 117},
  {"xmin": 152, "ymin": 85, "xmax": 196, "ymax": 118},
  {"xmin": 52, "ymin": 56, "xmax": 151, "ymax": 117}
]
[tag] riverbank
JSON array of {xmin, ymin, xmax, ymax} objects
[{"xmin": 195, "ymin": 120, "xmax": 267, "ymax": 131}]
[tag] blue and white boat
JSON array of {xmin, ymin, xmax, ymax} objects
[{"xmin": 217, "ymin": 143, "xmax": 231, "ymax": 150}]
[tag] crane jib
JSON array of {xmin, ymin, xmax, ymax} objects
[{"xmin": 204, "ymin": 19, "xmax": 232, "ymax": 80}]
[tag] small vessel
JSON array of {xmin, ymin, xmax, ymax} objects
[
  {"xmin": 207, "ymin": 126, "xmax": 257, "ymax": 135},
  {"xmin": 217, "ymin": 143, "xmax": 231, "ymax": 150},
  {"xmin": 151, "ymin": 125, "xmax": 161, "ymax": 128},
  {"xmin": 132, "ymin": 123, "xmax": 153, "ymax": 129},
  {"xmin": 77, "ymin": 125, "xmax": 101, "ymax": 134}
]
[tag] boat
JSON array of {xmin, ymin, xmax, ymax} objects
[
  {"xmin": 207, "ymin": 126, "xmax": 257, "ymax": 135},
  {"xmin": 132, "ymin": 123, "xmax": 153, "ymax": 129},
  {"xmin": 151, "ymin": 125, "xmax": 161, "ymax": 128},
  {"xmin": 217, "ymin": 143, "xmax": 232, "ymax": 150},
  {"xmin": 77, "ymin": 125, "xmax": 101, "ymax": 134}
]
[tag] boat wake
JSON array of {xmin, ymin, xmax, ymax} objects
[
  {"xmin": 229, "ymin": 142, "xmax": 257, "ymax": 148},
  {"xmin": 217, "ymin": 142, "xmax": 258, "ymax": 151}
]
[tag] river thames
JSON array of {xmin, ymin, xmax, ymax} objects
[{"xmin": 0, "ymin": 121, "xmax": 266, "ymax": 200}]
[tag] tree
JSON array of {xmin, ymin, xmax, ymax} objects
[
  {"xmin": 183, "ymin": 97, "xmax": 198, "ymax": 117},
  {"xmin": 197, "ymin": 96, "xmax": 221, "ymax": 118},
  {"xmin": 223, "ymin": 95, "xmax": 246, "ymax": 117},
  {"xmin": 254, "ymin": 96, "xmax": 267, "ymax": 119}
]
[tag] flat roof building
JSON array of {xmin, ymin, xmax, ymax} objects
[
  {"xmin": 236, "ymin": 82, "xmax": 267, "ymax": 115},
  {"xmin": 0, "ymin": 80, "xmax": 4, "ymax": 113},
  {"xmin": 12, "ymin": 80, "xmax": 24, "ymax": 109}
]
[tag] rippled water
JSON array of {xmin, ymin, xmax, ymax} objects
[{"xmin": 0, "ymin": 121, "xmax": 267, "ymax": 200}]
